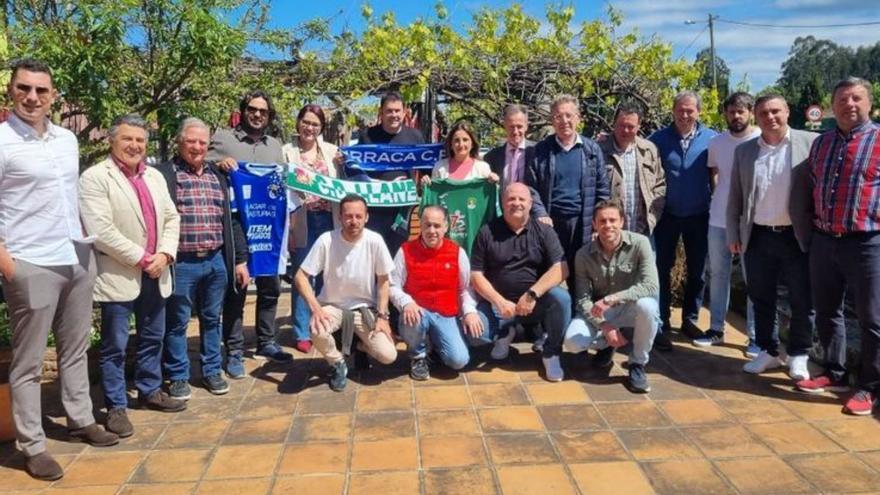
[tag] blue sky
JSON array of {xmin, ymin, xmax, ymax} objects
[{"xmin": 262, "ymin": 0, "xmax": 880, "ymax": 91}]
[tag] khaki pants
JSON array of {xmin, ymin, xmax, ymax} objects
[{"xmin": 313, "ymin": 306, "xmax": 397, "ymax": 365}]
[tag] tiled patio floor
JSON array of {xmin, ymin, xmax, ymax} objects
[{"xmin": 2, "ymin": 298, "xmax": 880, "ymax": 494}]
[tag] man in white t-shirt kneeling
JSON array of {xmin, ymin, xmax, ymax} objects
[{"xmin": 294, "ymin": 194, "xmax": 398, "ymax": 391}]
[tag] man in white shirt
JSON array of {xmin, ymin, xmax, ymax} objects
[
  {"xmin": 726, "ymin": 94, "xmax": 817, "ymax": 380},
  {"xmin": 694, "ymin": 92, "xmax": 760, "ymax": 355},
  {"xmin": 294, "ymin": 194, "xmax": 398, "ymax": 391},
  {"xmin": 0, "ymin": 59, "xmax": 118, "ymax": 481}
]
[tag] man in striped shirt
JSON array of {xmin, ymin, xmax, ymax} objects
[{"xmin": 797, "ymin": 77, "xmax": 880, "ymax": 416}]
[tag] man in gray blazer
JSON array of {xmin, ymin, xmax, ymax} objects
[{"xmin": 726, "ymin": 93, "xmax": 817, "ymax": 381}]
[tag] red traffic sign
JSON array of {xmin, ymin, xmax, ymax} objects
[{"xmin": 806, "ymin": 105, "xmax": 823, "ymax": 122}]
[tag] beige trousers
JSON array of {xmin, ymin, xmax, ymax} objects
[{"xmin": 312, "ymin": 306, "xmax": 397, "ymax": 365}]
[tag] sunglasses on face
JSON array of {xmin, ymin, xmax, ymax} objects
[{"xmin": 246, "ymin": 106, "xmax": 269, "ymax": 116}]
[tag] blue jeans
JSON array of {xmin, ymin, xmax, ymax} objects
[
  {"xmin": 291, "ymin": 210, "xmax": 334, "ymax": 341},
  {"xmin": 707, "ymin": 225, "xmax": 755, "ymax": 339},
  {"xmin": 400, "ymin": 309, "xmax": 470, "ymax": 370},
  {"xmin": 475, "ymin": 286, "xmax": 571, "ymax": 357},
  {"xmin": 164, "ymin": 250, "xmax": 227, "ymax": 381},
  {"xmin": 654, "ymin": 212, "xmax": 708, "ymax": 328},
  {"xmin": 99, "ymin": 275, "xmax": 166, "ymax": 409},
  {"xmin": 563, "ymin": 297, "xmax": 660, "ymax": 365}
]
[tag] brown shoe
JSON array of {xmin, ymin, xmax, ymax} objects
[
  {"xmin": 25, "ymin": 452, "xmax": 64, "ymax": 481},
  {"xmin": 105, "ymin": 408, "xmax": 134, "ymax": 438},
  {"xmin": 69, "ymin": 423, "xmax": 119, "ymax": 447},
  {"xmin": 140, "ymin": 390, "xmax": 186, "ymax": 412}
]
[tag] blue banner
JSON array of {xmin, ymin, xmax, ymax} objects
[{"xmin": 341, "ymin": 143, "xmax": 444, "ymax": 172}]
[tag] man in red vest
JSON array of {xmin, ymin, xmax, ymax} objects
[{"xmin": 390, "ymin": 205, "xmax": 484, "ymax": 380}]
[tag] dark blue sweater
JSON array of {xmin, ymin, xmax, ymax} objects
[{"xmin": 648, "ymin": 122, "xmax": 718, "ymax": 217}]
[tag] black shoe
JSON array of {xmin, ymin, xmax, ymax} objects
[
  {"xmin": 329, "ymin": 360, "xmax": 348, "ymax": 392},
  {"xmin": 140, "ymin": 390, "xmax": 187, "ymax": 412},
  {"xmin": 168, "ymin": 380, "xmax": 192, "ymax": 400},
  {"xmin": 105, "ymin": 408, "xmax": 134, "ymax": 438},
  {"xmin": 653, "ymin": 331, "xmax": 674, "ymax": 352},
  {"xmin": 592, "ymin": 346, "xmax": 615, "ymax": 369},
  {"xmin": 680, "ymin": 319, "xmax": 705, "ymax": 340},
  {"xmin": 25, "ymin": 452, "xmax": 64, "ymax": 481},
  {"xmin": 353, "ymin": 349, "xmax": 370, "ymax": 370},
  {"xmin": 410, "ymin": 357, "xmax": 430, "ymax": 381},
  {"xmin": 628, "ymin": 363, "xmax": 651, "ymax": 393},
  {"xmin": 202, "ymin": 374, "xmax": 230, "ymax": 395}
]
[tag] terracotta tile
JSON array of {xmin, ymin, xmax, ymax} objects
[
  {"xmin": 350, "ymin": 437, "xmax": 419, "ymax": 471},
  {"xmin": 486, "ymin": 433, "xmax": 557, "ymax": 464},
  {"xmin": 0, "ymin": 453, "xmax": 77, "ymax": 491},
  {"xmin": 130, "ymin": 448, "xmax": 212, "ymax": 483},
  {"xmin": 478, "ymin": 406, "xmax": 544, "ymax": 432},
  {"xmin": 356, "ymin": 388, "xmax": 413, "ymax": 412},
  {"xmin": 682, "ymin": 425, "xmax": 773, "ymax": 458},
  {"xmin": 173, "ymin": 398, "xmax": 240, "ymax": 421},
  {"xmin": 859, "ymin": 451, "xmax": 880, "ymax": 471},
  {"xmin": 418, "ymin": 410, "xmax": 481, "ymax": 437},
  {"xmin": 658, "ymin": 399, "xmax": 732, "ymax": 426},
  {"xmin": 466, "ymin": 366, "xmax": 522, "ymax": 383},
  {"xmin": 353, "ymin": 412, "xmax": 415, "ymax": 440},
  {"xmin": 125, "ymin": 405, "xmax": 178, "ymax": 425},
  {"xmin": 617, "ymin": 429, "xmax": 702, "ymax": 461},
  {"xmin": 55, "ymin": 451, "xmax": 144, "ymax": 487},
  {"xmin": 525, "ymin": 382, "xmax": 591, "ymax": 405},
  {"xmin": 781, "ymin": 395, "xmax": 851, "ymax": 421},
  {"xmin": 203, "ymin": 443, "xmax": 282, "ymax": 479},
  {"xmin": 355, "ymin": 371, "xmax": 412, "ymax": 389},
  {"xmin": 287, "ymin": 414, "xmax": 352, "ymax": 442},
  {"xmin": 236, "ymin": 392, "xmax": 298, "ymax": 419},
  {"xmin": 415, "ymin": 385, "xmax": 472, "ymax": 410},
  {"xmin": 196, "ymin": 478, "xmax": 272, "ymax": 495},
  {"xmin": 348, "ymin": 471, "xmax": 420, "ymax": 495},
  {"xmin": 789, "ymin": 453, "xmax": 880, "ymax": 493},
  {"xmin": 470, "ymin": 383, "xmax": 529, "ymax": 407},
  {"xmin": 271, "ymin": 474, "xmax": 345, "ymax": 495},
  {"xmin": 119, "ymin": 483, "xmax": 195, "ymax": 495},
  {"xmin": 420, "ymin": 436, "xmax": 487, "ymax": 468},
  {"xmin": 223, "ymin": 415, "xmax": 292, "ymax": 445},
  {"xmin": 277, "ymin": 442, "xmax": 349, "ymax": 474},
  {"xmin": 156, "ymin": 419, "xmax": 229, "ymax": 449},
  {"xmin": 106, "ymin": 423, "xmax": 167, "ymax": 451},
  {"xmin": 820, "ymin": 419, "xmax": 880, "ymax": 451},
  {"xmin": 538, "ymin": 404, "xmax": 606, "ymax": 431},
  {"xmin": 595, "ymin": 401, "xmax": 671, "ymax": 428},
  {"xmin": 747, "ymin": 422, "xmax": 843, "ymax": 455},
  {"xmin": 552, "ymin": 431, "xmax": 629, "ymax": 462},
  {"xmin": 569, "ymin": 461, "xmax": 654, "ymax": 495},
  {"xmin": 641, "ymin": 459, "xmax": 732, "ymax": 494},
  {"xmin": 423, "ymin": 467, "xmax": 497, "ymax": 495},
  {"xmin": 715, "ymin": 399, "xmax": 800, "ymax": 423},
  {"xmin": 716, "ymin": 457, "xmax": 813, "ymax": 494},
  {"xmin": 44, "ymin": 487, "xmax": 120, "ymax": 495},
  {"xmin": 583, "ymin": 381, "xmax": 648, "ymax": 402},
  {"xmin": 648, "ymin": 378, "xmax": 707, "ymax": 400},
  {"xmin": 297, "ymin": 390, "xmax": 357, "ymax": 414},
  {"xmin": 496, "ymin": 464, "xmax": 577, "ymax": 495}
]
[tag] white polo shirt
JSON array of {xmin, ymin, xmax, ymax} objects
[
  {"xmin": 0, "ymin": 113, "xmax": 83, "ymax": 266},
  {"xmin": 753, "ymin": 129, "xmax": 793, "ymax": 227}
]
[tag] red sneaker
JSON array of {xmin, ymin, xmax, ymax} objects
[
  {"xmin": 843, "ymin": 390, "xmax": 876, "ymax": 416},
  {"xmin": 295, "ymin": 340, "xmax": 313, "ymax": 354},
  {"xmin": 796, "ymin": 374, "xmax": 850, "ymax": 394}
]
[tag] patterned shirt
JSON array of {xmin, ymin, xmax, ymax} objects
[
  {"xmin": 616, "ymin": 144, "xmax": 648, "ymax": 235},
  {"xmin": 175, "ymin": 159, "xmax": 225, "ymax": 253},
  {"xmin": 810, "ymin": 121, "xmax": 880, "ymax": 234}
]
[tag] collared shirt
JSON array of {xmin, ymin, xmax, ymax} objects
[
  {"xmin": 555, "ymin": 134, "xmax": 583, "ymax": 152},
  {"xmin": 753, "ymin": 129, "xmax": 793, "ymax": 226},
  {"xmin": 504, "ymin": 141, "xmax": 526, "ymax": 185},
  {"xmin": 112, "ymin": 156, "xmax": 158, "ymax": 264},
  {"xmin": 574, "ymin": 231, "xmax": 659, "ymax": 327},
  {"xmin": 679, "ymin": 127, "xmax": 696, "ymax": 154},
  {"xmin": 0, "ymin": 113, "xmax": 83, "ymax": 266},
  {"xmin": 389, "ymin": 243, "xmax": 478, "ymax": 315},
  {"xmin": 471, "ymin": 217, "xmax": 565, "ymax": 302},
  {"xmin": 614, "ymin": 142, "xmax": 648, "ymax": 234},
  {"xmin": 174, "ymin": 157, "xmax": 225, "ymax": 253},
  {"xmin": 811, "ymin": 121, "xmax": 880, "ymax": 234}
]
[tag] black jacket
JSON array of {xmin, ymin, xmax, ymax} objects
[
  {"xmin": 483, "ymin": 140, "xmax": 536, "ymax": 179},
  {"xmin": 156, "ymin": 157, "xmax": 249, "ymax": 293}
]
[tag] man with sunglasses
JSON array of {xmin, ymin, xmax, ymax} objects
[{"xmin": 208, "ymin": 90, "xmax": 293, "ymax": 378}]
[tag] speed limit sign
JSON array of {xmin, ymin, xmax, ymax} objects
[{"xmin": 806, "ymin": 105, "xmax": 823, "ymax": 122}]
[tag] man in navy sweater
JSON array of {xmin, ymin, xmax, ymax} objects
[{"xmin": 649, "ymin": 91, "xmax": 718, "ymax": 351}]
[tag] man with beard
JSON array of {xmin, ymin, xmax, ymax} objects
[{"xmin": 209, "ymin": 90, "xmax": 292, "ymax": 378}]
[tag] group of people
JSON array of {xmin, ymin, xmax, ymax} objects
[{"xmin": 1, "ymin": 56, "xmax": 878, "ymax": 482}]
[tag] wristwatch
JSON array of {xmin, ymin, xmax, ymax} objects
[
  {"xmin": 526, "ymin": 289, "xmax": 538, "ymax": 301},
  {"xmin": 376, "ymin": 311, "xmax": 390, "ymax": 320}
]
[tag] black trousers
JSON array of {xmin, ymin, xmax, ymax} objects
[{"xmin": 223, "ymin": 275, "xmax": 281, "ymax": 353}]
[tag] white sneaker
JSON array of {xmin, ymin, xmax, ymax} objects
[
  {"xmin": 788, "ymin": 355, "xmax": 809, "ymax": 381},
  {"xmin": 490, "ymin": 328, "xmax": 515, "ymax": 360},
  {"xmin": 743, "ymin": 351, "xmax": 785, "ymax": 374},
  {"xmin": 543, "ymin": 356, "xmax": 564, "ymax": 382}
]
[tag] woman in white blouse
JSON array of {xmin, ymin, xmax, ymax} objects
[{"xmin": 422, "ymin": 120, "xmax": 499, "ymax": 185}]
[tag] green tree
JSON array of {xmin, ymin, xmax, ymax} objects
[{"xmin": 695, "ymin": 47, "xmax": 730, "ymax": 101}]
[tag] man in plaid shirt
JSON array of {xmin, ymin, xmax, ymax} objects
[{"xmin": 797, "ymin": 77, "xmax": 880, "ymax": 416}]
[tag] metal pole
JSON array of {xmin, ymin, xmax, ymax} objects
[{"xmin": 709, "ymin": 13, "xmax": 717, "ymax": 94}]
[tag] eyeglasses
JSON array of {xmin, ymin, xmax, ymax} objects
[
  {"xmin": 299, "ymin": 120, "xmax": 322, "ymax": 129},
  {"xmin": 245, "ymin": 105, "xmax": 270, "ymax": 116},
  {"xmin": 552, "ymin": 112, "xmax": 579, "ymax": 123}
]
